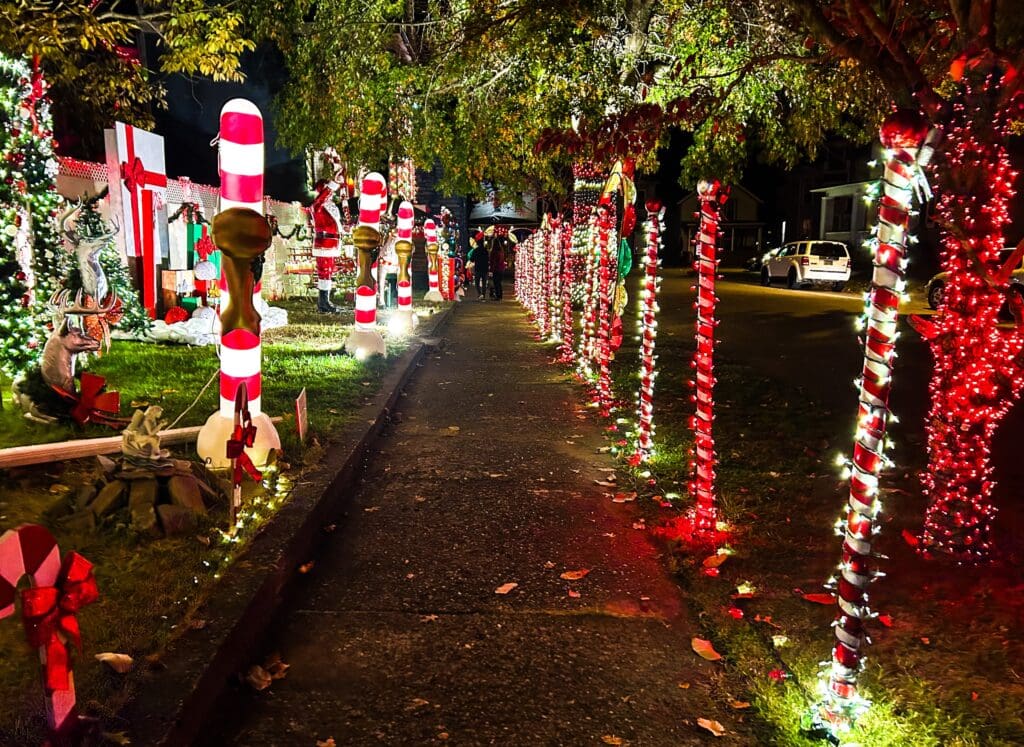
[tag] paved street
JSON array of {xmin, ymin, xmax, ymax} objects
[{"xmin": 202, "ymin": 300, "xmax": 748, "ymax": 746}]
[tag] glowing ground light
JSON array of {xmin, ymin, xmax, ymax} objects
[{"xmin": 808, "ymin": 110, "xmax": 933, "ymax": 739}]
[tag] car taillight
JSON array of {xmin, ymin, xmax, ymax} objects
[{"xmin": 800, "ymin": 256, "xmax": 809, "ymax": 266}]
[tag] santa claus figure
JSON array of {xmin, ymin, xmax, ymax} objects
[{"xmin": 312, "ymin": 169, "xmax": 346, "ymax": 313}]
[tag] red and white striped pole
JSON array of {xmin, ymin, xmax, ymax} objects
[
  {"xmin": 632, "ymin": 200, "xmax": 662, "ymax": 463},
  {"xmin": 390, "ymin": 200, "xmax": 416, "ymax": 333},
  {"xmin": 345, "ymin": 173, "xmax": 388, "ymax": 358},
  {"xmin": 198, "ymin": 99, "xmax": 280, "ymax": 468},
  {"xmin": 689, "ymin": 179, "xmax": 728, "ymax": 537},
  {"xmin": 424, "ymin": 219, "xmax": 444, "ymax": 302}
]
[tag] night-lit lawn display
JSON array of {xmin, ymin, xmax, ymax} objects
[{"xmin": 0, "ymin": 298, "xmax": 412, "ymax": 743}]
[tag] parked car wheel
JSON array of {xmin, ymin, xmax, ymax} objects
[
  {"xmin": 787, "ymin": 268, "xmax": 800, "ymax": 289},
  {"xmin": 832, "ymin": 281, "xmax": 846, "ymax": 292},
  {"xmin": 761, "ymin": 268, "xmax": 771, "ymax": 286},
  {"xmin": 927, "ymin": 280, "xmax": 945, "ymax": 310}
]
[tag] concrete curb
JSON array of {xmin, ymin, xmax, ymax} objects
[{"xmin": 122, "ymin": 304, "xmax": 457, "ymax": 746}]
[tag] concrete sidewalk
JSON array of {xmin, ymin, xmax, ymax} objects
[{"xmin": 203, "ymin": 300, "xmax": 749, "ymax": 745}]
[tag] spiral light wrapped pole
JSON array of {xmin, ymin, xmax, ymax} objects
[
  {"xmin": 557, "ymin": 223, "xmax": 576, "ymax": 363},
  {"xmin": 815, "ymin": 111, "xmax": 931, "ymax": 735},
  {"xmin": 632, "ymin": 200, "xmax": 662, "ymax": 463},
  {"xmin": 690, "ymin": 180, "xmax": 727, "ymax": 535}
]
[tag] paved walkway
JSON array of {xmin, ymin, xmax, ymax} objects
[{"xmin": 205, "ymin": 299, "xmax": 746, "ymax": 745}]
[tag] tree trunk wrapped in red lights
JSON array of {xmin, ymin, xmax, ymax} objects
[
  {"xmin": 631, "ymin": 200, "xmax": 662, "ymax": 463},
  {"xmin": 594, "ymin": 204, "xmax": 616, "ymax": 416},
  {"xmin": 557, "ymin": 222, "xmax": 576, "ymax": 363},
  {"xmin": 578, "ymin": 209, "xmax": 601, "ymax": 375},
  {"xmin": 547, "ymin": 217, "xmax": 563, "ymax": 343},
  {"xmin": 819, "ymin": 110, "xmax": 932, "ymax": 733},
  {"xmin": 690, "ymin": 180, "xmax": 727, "ymax": 535},
  {"xmin": 913, "ymin": 70, "xmax": 1024, "ymax": 562}
]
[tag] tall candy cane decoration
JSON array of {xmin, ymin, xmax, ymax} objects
[
  {"xmin": 690, "ymin": 180, "xmax": 728, "ymax": 536},
  {"xmin": 391, "ymin": 200, "xmax": 416, "ymax": 333},
  {"xmin": 813, "ymin": 110, "xmax": 932, "ymax": 736},
  {"xmin": 631, "ymin": 200, "xmax": 662, "ymax": 464},
  {"xmin": 198, "ymin": 99, "xmax": 280, "ymax": 468},
  {"xmin": 424, "ymin": 219, "xmax": 443, "ymax": 303},
  {"xmin": 345, "ymin": 173, "xmax": 388, "ymax": 357},
  {"xmin": 0, "ymin": 525, "xmax": 98, "ymax": 739}
]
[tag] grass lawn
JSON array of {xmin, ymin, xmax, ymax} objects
[
  {"xmin": 558, "ymin": 275, "xmax": 1024, "ymax": 746},
  {"xmin": 0, "ymin": 296, "xmax": 434, "ymax": 743}
]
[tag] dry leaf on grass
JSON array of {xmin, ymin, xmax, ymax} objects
[
  {"xmin": 601, "ymin": 736, "xmax": 626, "ymax": 745},
  {"xmin": 802, "ymin": 593, "xmax": 836, "ymax": 605},
  {"xmin": 95, "ymin": 653, "xmax": 134, "ymax": 673},
  {"xmin": 691, "ymin": 637, "xmax": 723, "ymax": 661},
  {"xmin": 244, "ymin": 664, "xmax": 272, "ymax": 691},
  {"xmin": 692, "ymin": 635, "xmax": 724, "ymax": 659},
  {"xmin": 317, "ymin": 739, "xmax": 337, "ymax": 747},
  {"xmin": 560, "ymin": 569, "xmax": 590, "ymax": 581},
  {"xmin": 697, "ymin": 717, "xmax": 727, "ymax": 737},
  {"xmin": 495, "ymin": 582, "xmax": 518, "ymax": 595},
  {"xmin": 702, "ymin": 552, "xmax": 729, "ymax": 568}
]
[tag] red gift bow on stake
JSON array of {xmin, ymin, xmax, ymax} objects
[
  {"xmin": 21, "ymin": 552, "xmax": 99, "ymax": 692},
  {"xmin": 227, "ymin": 385, "xmax": 262, "ymax": 486}
]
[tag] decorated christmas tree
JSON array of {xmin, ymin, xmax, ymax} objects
[{"xmin": 0, "ymin": 53, "xmax": 68, "ymax": 376}]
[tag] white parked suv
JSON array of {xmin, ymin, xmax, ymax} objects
[{"xmin": 761, "ymin": 240, "xmax": 851, "ymax": 291}]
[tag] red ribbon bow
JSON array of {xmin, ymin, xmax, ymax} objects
[
  {"xmin": 227, "ymin": 415, "xmax": 262, "ymax": 485},
  {"xmin": 195, "ymin": 230, "xmax": 216, "ymax": 261},
  {"xmin": 121, "ymin": 156, "xmax": 146, "ymax": 194},
  {"xmin": 21, "ymin": 552, "xmax": 99, "ymax": 692},
  {"xmin": 53, "ymin": 372, "xmax": 122, "ymax": 427}
]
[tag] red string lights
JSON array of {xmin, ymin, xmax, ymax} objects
[
  {"xmin": 557, "ymin": 221, "xmax": 576, "ymax": 363},
  {"xmin": 814, "ymin": 110, "xmax": 932, "ymax": 736},
  {"xmin": 914, "ymin": 69, "xmax": 1024, "ymax": 562},
  {"xmin": 689, "ymin": 180, "xmax": 728, "ymax": 536},
  {"xmin": 594, "ymin": 203, "xmax": 616, "ymax": 416}
]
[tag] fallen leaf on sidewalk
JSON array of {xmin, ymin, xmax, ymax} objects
[
  {"xmin": 447, "ymin": 425, "xmax": 460, "ymax": 432},
  {"xmin": 601, "ymin": 736, "xmax": 626, "ymax": 745},
  {"xmin": 244, "ymin": 664, "xmax": 272, "ymax": 691},
  {"xmin": 678, "ymin": 682, "xmax": 691, "ymax": 689},
  {"xmin": 568, "ymin": 589, "xmax": 581, "ymax": 598},
  {"xmin": 364, "ymin": 506, "xmax": 380, "ymax": 512},
  {"xmin": 407, "ymin": 697, "xmax": 430, "ymax": 710},
  {"xmin": 298, "ymin": 561, "xmax": 315, "ymax": 574},
  {"xmin": 802, "ymin": 593, "xmax": 836, "ymax": 605},
  {"xmin": 692, "ymin": 637, "xmax": 723, "ymax": 661},
  {"xmin": 697, "ymin": 718, "xmax": 726, "ymax": 737},
  {"xmin": 560, "ymin": 569, "xmax": 590, "ymax": 580},
  {"xmin": 420, "ymin": 614, "xmax": 439, "ymax": 622},
  {"xmin": 595, "ymin": 480, "xmax": 617, "ymax": 488},
  {"xmin": 495, "ymin": 582, "xmax": 518, "ymax": 594},
  {"xmin": 263, "ymin": 653, "xmax": 290, "ymax": 680},
  {"xmin": 612, "ymin": 492, "xmax": 636, "ymax": 503},
  {"xmin": 632, "ymin": 521, "xmax": 646, "ymax": 530},
  {"xmin": 317, "ymin": 739, "xmax": 337, "ymax": 747},
  {"xmin": 487, "ymin": 473, "xmax": 506, "ymax": 478},
  {"xmin": 544, "ymin": 561, "xmax": 556, "ymax": 569},
  {"xmin": 728, "ymin": 699, "xmax": 751, "ymax": 710},
  {"xmin": 95, "ymin": 653, "xmax": 134, "ymax": 673},
  {"xmin": 597, "ymin": 446, "xmax": 611, "ymax": 452}
]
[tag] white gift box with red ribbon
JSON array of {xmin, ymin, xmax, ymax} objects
[{"xmin": 104, "ymin": 122, "xmax": 169, "ymax": 318}]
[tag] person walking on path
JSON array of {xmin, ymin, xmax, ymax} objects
[
  {"xmin": 490, "ymin": 240, "xmax": 506, "ymax": 301},
  {"xmin": 470, "ymin": 238, "xmax": 490, "ymax": 300}
]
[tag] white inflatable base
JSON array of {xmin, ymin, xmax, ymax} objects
[
  {"xmin": 196, "ymin": 410, "xmax": 281, "ymax": 470},
  {"xmin": 344, "ymin": 327, "xmax": 387, "ymax": 358},
  {"xmin": 423, "ymin": 290, "xmax": 444, "ymax": 303}
]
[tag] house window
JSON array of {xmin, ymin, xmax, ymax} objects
[{"xmin": 830, "ymin": 196, "xmax": 853, "ymax": 232}]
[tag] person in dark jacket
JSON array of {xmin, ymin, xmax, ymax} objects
[
  {"xmin": 469, "ymin": 240, "xmax": 490, "ymax": 300},
  {"xmin": 489, "ymin": 241, "xmax": 507, "ymax": 301}
]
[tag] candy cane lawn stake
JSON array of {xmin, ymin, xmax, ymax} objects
[
  {"xmin": 812, "ymin": 110, "xmax": 932, "ymax": 737},
  {"xmin": 690, "ymin": 179, "xmax": 728, "ymax": 537},
  {"xmin": 197, "ymin": 99, "xmax": 280, "ymax": 469},
  {"xmin": 391, "ymin": 200, "xmax": 417, "ymax": 334},
  {"xmin": 424, "ymin": 219, "xmax": 444, "ymax": 303},
  {"xmin": 0, "ymin": 524, "xmax": 98, "ymax": 739},
  {"xmin": 631, "ymin": 200, "xmax": 662, "ymax": 464},
  {"xmin": 344, "ymin": 173, "xmax": 388, "ymax": 358}
]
